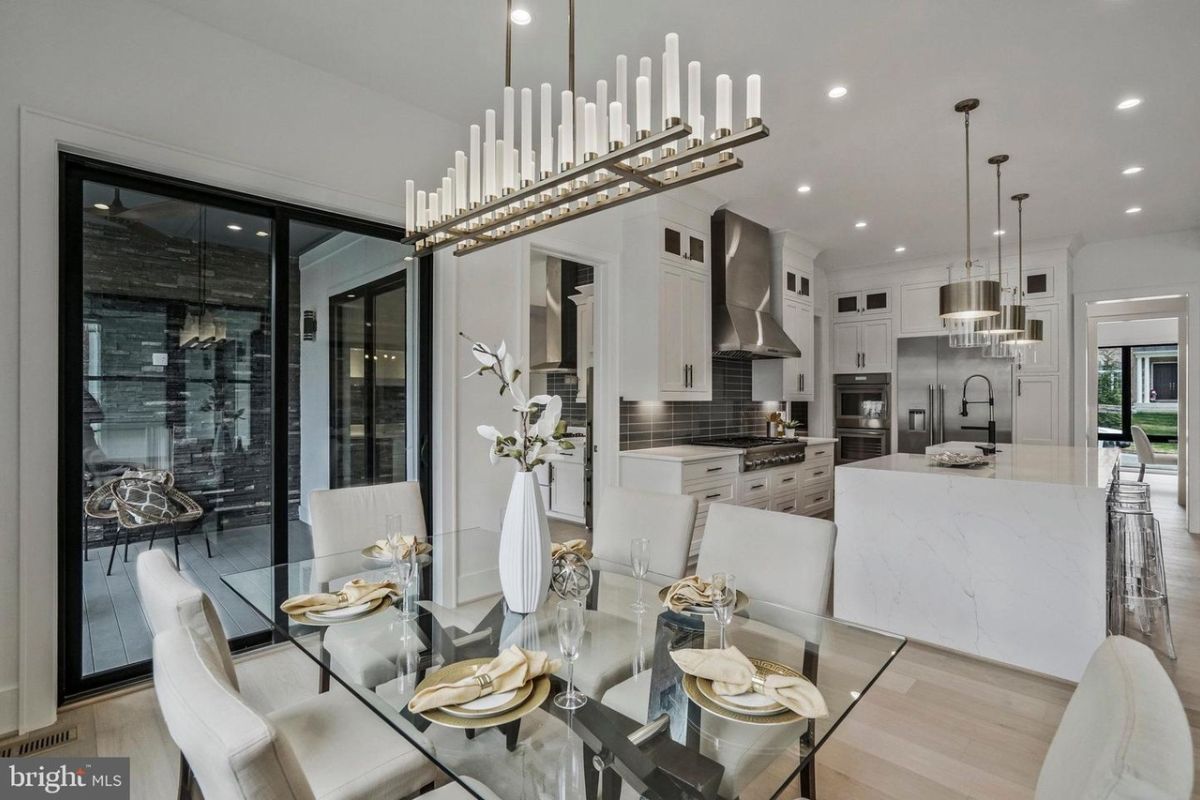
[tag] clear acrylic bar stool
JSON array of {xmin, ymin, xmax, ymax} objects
[{"xmin": 1107, "ymin": 506, "xmax": 1176, "ymax": 659}]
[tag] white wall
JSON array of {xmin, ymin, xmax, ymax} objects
[
  {"xmin": 1096, "ymin": 317, "xmax": 1179, "ymax": 348},
  {"xmin": 1, "ymin": 0, "xmax": 462, "ymax": 733}
]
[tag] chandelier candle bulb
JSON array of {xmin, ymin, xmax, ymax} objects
[
  {"xmin": 688, "ymin": 60, "xmax": 701, "ymax": 133},
  {"xmin": 484, "ymin": 109, "xmax": 497, "ymax": 198},
  {"xmin": 560, "ymin": 90, "xmax": 574, "ymax": 167},
  {"xmin": 441, "ymin": 177, "xmax": 452, "ymax": 219},
  {"xmin": 416, "ymin": 190, "xmax": 426, "ymax": 230},
  {"xmin": 404, "ymin": 180, "xmax": 415, "ymax": 232},
  {"xmin": 455, "ymin": 152, "xmax": 467, "ymax": 211},
  {"xmin": 540, "ymin": 83, "xmax": 553, "ymax": 177},
  {"xmin": 635, "ymin": 75, "xmax": 650, "ymax": 135},
  {"xmin": 503, "ymin": 86, "xmax": 514, "ymax": 150},
  {"xmin": 665, "ymin": 33, "xmax": 680, "ymax": 121},
  {"xmin": 469, "ymin": 124, "xmax": 481, "ymax": 206},
  {"xmin": 609, "ymin": 101, "xmax": 623, "ymax": 148},
  {"xmin": 746, "ymin": 74, "xmax": 761, "ymax": 125},
  {"xmin": 616, "ymin": 55, "xmax": 628, "ymax": 129},
  {"xmin": 716, "ymin": 73, "xmax": 733, "ymax": 134},
  {"xmin": 521, "ymin": 87, "xmax": 533, "ymax": 179},
  {"xmin": 692, "ymin": 113, "xmax": 706, "ymax": 168},
  {"xmin": 575, "ymin": 96, "xmax": 586, "ymax": 167}
]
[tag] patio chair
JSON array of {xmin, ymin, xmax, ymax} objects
[{"xmin": 1131, "ymin": 425, "xmax": 1177, "ymax": 481}]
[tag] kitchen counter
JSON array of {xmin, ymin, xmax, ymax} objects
[
  {"xmin": 834, "ymin": 442, "xmax": 1114, "ymax": 681},
  {"xmin": 619, "ymin": 445, "xmax": 744, "ymax": 461}
]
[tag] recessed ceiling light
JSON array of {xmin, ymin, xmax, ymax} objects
[
  {"xmin": 827, "ymin": 86, "xmax": 848, "ymax": 99},
  {"xmin": 1122, "ymin": 165, "xmax": 1143, "ymax": 175},
  {"xmin": 855, "ymin": 220, "xmax": 867, "ymax": 228},
  {"xmin": 93, "ymin": 203, "xmax": 109, "ymax": 210},
  {"xmin": 1116, "ymin": 97, "xmax": 1142, "ymax": 110},
  {"xmin": 226, "ymin": 223, "xmax": 243, "ymax": 231},
  {"xmin": 255, "ymin": 230, "xmax": 269, "ymax": 237},
  {"xmin": 510, "ymin": 8, "xmax": 531, "ymax": 25},
  {"xmin": 1125, "ymin": 206, "xmax": 1142, "ymax": 214},
  {"xmin": 797, "ymin": 184, "xmax": 811, "ymax": 194},
  {"xmin": 894, "ymin": 246, "xmax": 906, "ymax": 253},
  {"xmin": 993, "ymin": 229, "xmax": 1005, "ymax": 236}
]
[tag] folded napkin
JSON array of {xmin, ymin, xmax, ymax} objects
[
  {"xmin": 407, "ymin": 645, "xmax": 561, "ymax": 714},
  {"xmin": 550, "ymin": 538, "xmax": 593, "ymax": 560},
  {"xmin": 663, "ymin": 575, "xmax": 713, "ymax": 612},
  {"xmin": 671, "ymin": 646, "xmax": 828, "ymax": 718},
  {"xmin": 370, "ymin": 536, "xmax": 433, "ymax": 559},
  {"xmin": 280, "ymin": 578, "xmax": 397, "ymax": 616}
]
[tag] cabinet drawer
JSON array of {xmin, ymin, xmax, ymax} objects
[
  {"xmin": 770, "ymin": 468, "xmax": 800, "ymax": 494},
  {"xmin": 682, "ymin": 458, "xmax": 739, "ymax": 483},
  {"xmin": 738, "ymin": 473, "xmax": 770, "ymax": 501},
  {"xmin": 741, "ymin": 496, "xmax": 770, "ymax": 511},
  {"xmin": 805, "ymin": 444, "xmax": 834, "ymax": 464},
  {"xmin": 801, "ymin": 485, "xmax": 834, "ymax": 515},
  {"xmin": 802, "ymin": 462, "xmax": 833, "ymax": 486},
  {"xmin": 688, "ymin": 480, "xmax": 735, "ymax": 513},
  {"xmin": 771, "ymin": 493, "xmax": 799, "ymax": 515}
]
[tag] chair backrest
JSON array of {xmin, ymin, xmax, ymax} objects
[
  {"xmin": 153, "ymin": 627, "xmax": 314, "ymax": 800},
  {"xmin": 591, "ymin": 487, "xmax": 697, "ymax": 583},
  {"xmin": 136, "ymin": 549, "xmax": 238, "ymax": 689},
  {"xmin": 697, "ymin": 503, "xmax": 836, "ymax": 614},
  {"xmin": 1035, "ymin": 636, "xmax": 1193, "ymax": 800},
  {"xmin": 308, "ymin": 481, "xmax": 427, "ymax": 558},
  {"xmin": 1131, "ymin": 425, "xmax": 1158, "ymax": 465}
]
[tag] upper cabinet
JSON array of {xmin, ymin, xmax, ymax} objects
[
  {"xmin": 898, "ymin": 279, "xmax": 947, "ymax": 336},
  {"xmin": 1021, "ymin": 268, "xmax": 1055, "ymax": 301},
  {"xmin": 569, "ymin": 285, "xmax": 594, "ymax": 401},
  {"xmin": 620, "ymin": 199, "xmax": 714, "ymax": 401},
  {"xmin": 1017, "ymin": 302, "xmax": 1058, "ymax": 375},
  {"xmin": 834, "ymin": 288, "xmax": 891, "ymax": 318},
  {"xmin": 833, "ymin": 319, "xmax": 892, "ymax": 373},
  {"xmin": 752, "ymin": 233, "xmax": 818, "ymax": 401}
]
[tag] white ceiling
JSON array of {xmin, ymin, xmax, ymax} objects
[{"xmin": 147, "ymin": 0, "xmax": 1200, "ymax": 269}]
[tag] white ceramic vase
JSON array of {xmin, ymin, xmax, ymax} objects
[{"xmin": 499, "ymin": 471, "xmax": 552, "ymax": 613}]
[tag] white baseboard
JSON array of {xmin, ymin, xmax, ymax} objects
[
  {"xmin": 0, "ymin": 685, "xmax": 18, "ymax": 739},
  {"xmin": 458, "ymin": 567, "xmax": 501, "ymax": 604}
]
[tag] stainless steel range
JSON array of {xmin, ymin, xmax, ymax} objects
[{"xmin": 692, "ymin": 436, "xmax": 807, "ymax": 472}]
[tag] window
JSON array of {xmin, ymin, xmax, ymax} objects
[{"xmin": 1096, "ymin": 343, "xmax": 1178, "ymax": 456}]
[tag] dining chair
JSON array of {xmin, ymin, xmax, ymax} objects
[
  {"xmin": 601, "ymin": 504, "xmax": 836, "ymax": 800},
  {"xmin": 153, "ymin": 625, "xmax": 477, "ymax": 800},
  {"xmin": 308, "ymin": 481, "xmax": 429, "ymax": 691},
  {"xmin": 1131, "ymin": 425, "xmax": 1178, "ymax": 481},
  {"xmin": 1034, "ymin": 635, "xmax": 1192, "ymax": 800},
  {"xmin": 590, "ymin": 487, "xmax": 697, "ymax": 584},
  {"xmin": 136, "ymin": 549, "xmax": 239, "ymax": 689}
]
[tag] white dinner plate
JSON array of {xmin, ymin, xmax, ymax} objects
[
  {"xmin": 696, "ymin": 678, "xmax": 785, "ymax": 716},
  {"xmin": 305, "ymin": 602, "xmax": 373, "ymax": 622}
]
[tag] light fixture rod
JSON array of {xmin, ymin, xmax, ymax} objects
[
  {"xmin": 505, "ymin": 0, "xmax": 513, "ymax": 88},
  {"xmin": 567, "ymin": 0, "xmax": 575, "ymax": 94},
  {"xmin": 964, "ymin": 108, "xmax": 971, "ymax": 269}
]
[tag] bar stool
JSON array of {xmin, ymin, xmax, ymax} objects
[{"xmin": 1107, "ymin": 505, "xmax": 1176, "ymax": 659}]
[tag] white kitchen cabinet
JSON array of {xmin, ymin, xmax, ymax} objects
[
  {"xmin": 569, "ymin": 285, "xmax": 594, "ymax": 401},
  {"xmin": 833, "ymin": 319, "xmax": 892, "ymax": 373},
  {"xmin": 550, "ymin": 462, "xmax": 586, "ymax": 520},
  {"xmin": 1018, "ymin": 302, "xmax": 1058, "ymax": 375},
  {"xmin": 1015, "ymin": 374, "xmax": 1059, "ymax": 445},
  {"xmin": 899, "ymin": 279, "xmax": 947, "ymax": 336},
  {"xmin": 657, "ymin": 262, "xmax": 710, "ymax": 396},
  {"xmin": 662, "ymin": 222, "xmax": 708, "ymax": 270},
  {"xmin": 834, "ymin": 288, "xmax": 891, "ymax": 318},
  {"xmin": 751, "ymin": 298, "xmax": 814, "ymax": 401}
]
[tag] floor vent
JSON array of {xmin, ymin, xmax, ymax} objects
[{"xmin": 0, "ymin": 726, "xmax": 79, "ymax": 757}]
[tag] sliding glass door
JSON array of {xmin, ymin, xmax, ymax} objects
[
  {"xmin": 60, "ymin": 156, "xmax": 424, "ymax": 699},
  {"xmin": 1097, "ymin": 343, "xmax": 1180, "ymax": 458}
]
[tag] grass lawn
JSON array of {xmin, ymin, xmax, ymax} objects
[{"xmin": 1097, "ymin": 408, "xmax": 1178, "ymax": 454}]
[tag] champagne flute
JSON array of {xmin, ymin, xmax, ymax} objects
[
  {"xmin": 384, "ymin": 512, "xmax": 406, "ymax": 579},
  {"xmin": 554, "ymin": 599, "xmax": 587, "ymax": 709},
  {"xmin": 394, "ymin": 549, "xmax": 418, "ymax": 621},
  {"xmin": 630, "ymin": 537, "xmax": 650, "ymax": 612},
  {"xmin": 711, "ymin": 572, "xmax": 736, "ymax": 649}
]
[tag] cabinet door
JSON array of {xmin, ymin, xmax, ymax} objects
[
  {"xmin": 550, "ymin": 462, "xmax": 586, "ymax": 518},
  {"xmin": 793, "ymin": 302, "xmax": 815, "ymax": 399},
  {"xmin": 683, "ymin": 269, "xmax": 711, "ymax": 393},
  {"xmin": 780, "ymin": 299, "xmax": 803, "ymax": 399},
  {"xmin": 1015, "ymin": 374, "xmax": 1058, "ymax": 445},
  {"xmin": 832, "ymin": 322, "xmax": 862, "ymax": 372},
  {"xmin": 658, "ymin": 264, "xmax": 688, "ymax": 391},
  {"xmin": 1019, "ymin": 303, "xmax": 1058, "ymax": 374},
  {"xmin": 834, "ymin": 292, "xmax": 861, "ymax": 317},
  {"xmin": 860, "ymin": 319, "xmax": 892, "ymax": 371},
  {"xmin": 861, "ymin": 288, "xmax": 891, "ymax": 316},
  {"xmin": 575, "ymin": 298, "xmax": 594, "ymax": 400},
  {"xmin": 662, "ymin": 223, "xmax": 686, "ymax": 264},
  {"xmin": 899, "ymin": 280, "xmax": 946, "ymax": 335}
]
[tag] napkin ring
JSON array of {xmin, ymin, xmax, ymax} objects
[
  {"xmin": 750, "ymin": 670, "xmax": 767, "ymax": 695},
  {"xmin": 474, "ymin": 673, "xmax": 495, "ymax": 696}
]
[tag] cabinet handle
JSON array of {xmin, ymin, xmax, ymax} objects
[
  {"xmin": 782, "ymin": 505, "xmax": 795, "ymax": 512},
  {"xmin": 782, "ymin": 476, "xmax": 795, "ymax": 483},
  {"xmin": 705, "ymin": 492, "xmax": 722, "ymax": 500},
  {"xmin": 813, "ymin": 470, "xmax": 825, "ymax": 477},
  {"xmin": 750, "ymin": 483, "xmax": 765, "ymax": 490},
  {"xmin": 706, "ymin": 466, "xmax": 723, "ymax": 473},
  {"xmin": 1018, "ymin": 378, "xmax": 1022, "ymax": 397}
]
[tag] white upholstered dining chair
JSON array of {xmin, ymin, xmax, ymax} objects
[
  {"xmin": 308, "ymin": 481, "xmax": 429, "ymax": 690},
  {"xmin": 601, "ymin": 504, "xmax": 837, "ymax": 800},
  {"xmin": 590, "ymin": 487, "xmax": 697, "ymax": 584},
  {"xmin": 1131, "ymin": 425, "xmax": 1178, "ymax": 481}
]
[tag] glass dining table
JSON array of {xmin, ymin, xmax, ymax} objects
[{"xmin": 222, "ymin": 528, "xmax": 905, "ymax": 800}]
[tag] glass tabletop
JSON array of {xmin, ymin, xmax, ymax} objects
[{"xmin": 222, "ymin": 528, "xmax": 905, "ymax": 800}]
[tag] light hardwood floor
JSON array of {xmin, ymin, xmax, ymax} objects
[{"xmin": 16, "ymin": 471, "xmax": 1198, "ymax": 799}]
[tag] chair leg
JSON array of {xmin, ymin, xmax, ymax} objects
[
  {"xmin": 177, "ymin": 752, "xmax": 191, "ymax": 800},
  {"xmin": 147, "ymin": 522, "xmax": 159, "ymax": 552},
  {"xmin": 1139, "ymin": 463, "xmax": 1146, "ymax": 481},
  {"xmin": 123, "ymin": 525, "xmax": 135, "ymax": 563},
  {"xmin": 106, "ymin": 529, "xmax": 122, "ymax": 576},
  {"xmin": 204, "ymin": 528, "xmax": 213, "ymax": 558}
]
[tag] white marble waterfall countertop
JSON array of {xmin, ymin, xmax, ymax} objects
[{"xmin": 839, "ymin": 442, "xmax": 1117, "ymax": 489}]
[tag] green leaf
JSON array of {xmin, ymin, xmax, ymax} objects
[
  {"xmin": 559, "ymin": 439, "xmax": 575, "ymax": 450},
  {"xmin": 554, "ymin": 419, "xmax": 568, "ymax": 436}
]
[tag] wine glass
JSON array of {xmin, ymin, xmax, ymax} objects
[
  {"xmin": 630, "ymin": 537, "xmax": 650, "ymax": 612},
  {"xmin": 554, "ymin": 599, "xmax": 587, "ymax": 709},
  {"xmin": 711, "ymin": 572, "xmax": 736, "ymax": 648}
]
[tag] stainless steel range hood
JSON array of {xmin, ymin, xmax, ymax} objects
[
  {"xmin": 529, "ymin": 255, "xmax": 578, "ymax": 373},
  {"xmin": 710, "ymin": 209, "xmax": 801, "ymax": 359}
]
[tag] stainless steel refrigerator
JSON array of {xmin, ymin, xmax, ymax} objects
[{"xmin": 896, "ymin": 336, "xmax": 1014, "ymax": 454}]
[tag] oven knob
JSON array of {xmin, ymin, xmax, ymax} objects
[{"xmin": 745, "ymin": 459, "xmax": 759, "ymax": 469}]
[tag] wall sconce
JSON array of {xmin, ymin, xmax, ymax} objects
[{"xmin": 302, "ymin": 309, "xmax": 317, "ymax": 341}]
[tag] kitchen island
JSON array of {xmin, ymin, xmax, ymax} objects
[{"xmin": 834, "ymin": 443, "xmax": 1116, "ymax": 681}]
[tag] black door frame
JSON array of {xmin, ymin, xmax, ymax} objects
[{"xmin": 58, "ymin": 154, "xmax": 430, "ymax": 701}]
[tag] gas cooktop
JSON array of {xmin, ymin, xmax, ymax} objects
[{"xmin": 692, "ymin": 436, "xmax": 807, "ymax": 471}]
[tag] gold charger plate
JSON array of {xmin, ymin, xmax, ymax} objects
[
  {"xmin": 413, "ymin": 658, "xmax": 551, "ymax": 730},
  {"xmin": 658, "ymin": 586, "xmax": 750, "ymax": 615},
  {"xmin": 286, "ymin": 595, "xmax": 392, "ymax": 627},
  {"xmin": 361, "ymin": 546, "xmax": 433, "ymax": 566},
  {"xmin": 682, "ymin": 657, "xmax": 808, "ymax": 726}
]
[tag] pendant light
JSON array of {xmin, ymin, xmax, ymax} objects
[
  {"xmin": 984, "ymin": 154, "xmax": 1024, "ymax": 336},
  {"xmin": 1007, "ymin": 192, "xmax": 1044, "ymax": 345},
  {"xmin": 940, "ymin": 99, "xmax": 1000, "ymax": 321}
]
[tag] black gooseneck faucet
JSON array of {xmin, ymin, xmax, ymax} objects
[{"xmin": 960, "ymin": 373, "xmax": 998, "ymax": 455}]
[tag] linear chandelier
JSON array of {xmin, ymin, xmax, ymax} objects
[{"xmin": 401, "ymin": 1, "xmax": 769, "ymax": 257}]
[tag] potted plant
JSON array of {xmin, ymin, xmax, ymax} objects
[{"xmin": 465, "ymin": 336, "xmax": 576, "ymax": 613}]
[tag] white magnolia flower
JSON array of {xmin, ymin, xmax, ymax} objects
[
  {"xmin": 477, "ymin": 424, "xmax": 503, "ymax": 441},
  {"xmin": 471, "ymin": 341, "xmax": 494, "ymax": 367},
  {"xmin": 535, "ymin": 396, "xmax": 562, "ymax": 438},
  {"xmin": 496, "ymin": 340, "xmax": 507, "ymax": 360}
]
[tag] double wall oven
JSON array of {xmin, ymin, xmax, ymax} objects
[{"xmin": 834, "ymin": 373, "xmax": 891, "ymax": 463}]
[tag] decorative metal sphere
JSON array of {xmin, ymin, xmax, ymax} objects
[{"xmin": 551, "ymin": 552, "xmax": 593, "ymax": 600}]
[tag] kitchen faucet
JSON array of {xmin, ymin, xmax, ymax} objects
[{"xmin": 960, "ymin": 374, "xmax": 998, "ymax": 455}]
